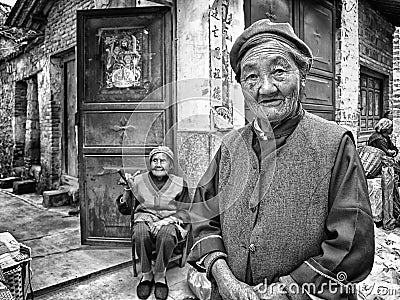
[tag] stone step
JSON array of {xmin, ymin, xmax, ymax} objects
[
  {"xmin": 42, "ymin": 185, "xmax": 72, "ymax": 208},
  {"xmin": 13, "ymin": 179, "xmax": 36, "ymax": 194},
  {"xmin": 0, "ymin": 177, "xmax": 22, "ymax": 189}
]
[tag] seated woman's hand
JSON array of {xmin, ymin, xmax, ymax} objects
[
  {"xmin": 150, "ymin": 219, "xmax": 169, "ymax": 236},
  {"xmin": 218, "ymin": 276, "xmax": 260, "ymax": 300}
]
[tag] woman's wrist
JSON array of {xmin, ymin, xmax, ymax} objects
[{"xmin": 210, "ymin": 256, "xmax": 235, "ymax": 285}]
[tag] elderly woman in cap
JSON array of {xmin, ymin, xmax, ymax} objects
[
  {"xmin": 368, "ymin": 118, "xmax": 398, "ymax": 157},
  {"xmin": 117, "ymin": 146, "xmax": 190, "ymax": 300},
  {"xmin": 189, "ymin": 19, "xmax": 374, "ymax": 300}
]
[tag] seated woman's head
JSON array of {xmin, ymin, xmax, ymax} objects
[
  {"xmin": 148, "ymin": 146, "xmax": 174, "ymax": 179},
  {"xmin": 375, "ymin": 118, "xmax": 393, "ymax": 135}
]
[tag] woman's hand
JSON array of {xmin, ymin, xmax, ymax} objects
[
  {"xmin": 151, "ymin": 220, "xmax": 165, "ymax": 236},
  {"xmin": 211, "ymin": 259, "xmax": 260, "ymax": 300},
  {"xmin": 219, "ymin": 278, "xmax": 261, "ymax": 300}
]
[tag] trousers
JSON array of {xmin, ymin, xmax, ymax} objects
[{"xmin": 134, "ymin": 222, "xmax": 179, "ymax": 274}]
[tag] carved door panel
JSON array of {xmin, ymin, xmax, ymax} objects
[
  {"xmin": 244, "ymin": 0, "xmax": 293, "ymax": 27},
  {"xmin": 77, "ymin": 7, "xmax": 173, "ymax": 245}
]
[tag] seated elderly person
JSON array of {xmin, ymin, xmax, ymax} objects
[
  {"xmin": 117, "ymin": 146, "xmax": 190, "ymax": 300},
  {"xmin": 368, "ymin": 118, "xmax": 398, "ymax": 157}
]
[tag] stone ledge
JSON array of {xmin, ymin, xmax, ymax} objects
[
  {"xmin": 42, "ymin": 185, "xmax": 71, "ymax": 208},
  {"xmin": 0, "ymin": 177, "xmax": 22, "ymax": 189}
]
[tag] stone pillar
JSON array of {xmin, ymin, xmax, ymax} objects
[
  {"xmin": 336, "ymin": 0, "xmax": 359, "ymax": 144},
  {"xmin": 175, "ymin": 0, "xmax": 244, "ymax": 190},
  {"xmin": 393, "ymin": 27, "xmax": 400, "ymax": 147}
]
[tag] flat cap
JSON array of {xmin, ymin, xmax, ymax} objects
[
  {"xmin": 149, "ymin": 146, "xmax": 174, "ymax": 162},
  {"xmin": 230, "ymin": 19, "xmax": 313, "ymax": 75}
]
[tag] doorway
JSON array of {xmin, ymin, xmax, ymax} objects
[{"xmin": 62, "ymin": 54, "xmax": 78, "ymax": 178}]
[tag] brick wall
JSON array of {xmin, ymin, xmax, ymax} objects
[
  {"xmin": 14, "ymin": 81, "xmax": 28, "ymax": 168},
  {"xmin": 358, "ymin": 0, "xmax": 395, "ymax": 143},
  {"xmin": 24, "ymin": 76, "xmax": 40, "ymax": 169},
  {"xmin": 44, "ymin": 0, "xmax": 94, "ymax": 56},
  {"xmin": 0, "ymin": 64, "xmax": 14, "ymax": 177}
]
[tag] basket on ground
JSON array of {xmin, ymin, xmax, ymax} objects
[{"xmin": 358, "ymin": 145, "xmax": 386, "ymax": 178}]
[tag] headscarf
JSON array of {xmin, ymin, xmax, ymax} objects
[
  {"xmin": 149, "ymin": 146, "xmax": 174, "ymax": 163},
  {"xmin": 374, "ymin": 118, "xmax": 393, "ymax": 133}
]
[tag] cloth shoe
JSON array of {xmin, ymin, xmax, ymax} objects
[
  {"xmin": 154, "ymin": 279, "xmax": 169, "ymax": 300},
  {"xmin": 137, "ymin": 277, "xmax": 154, "ymax": 299}
]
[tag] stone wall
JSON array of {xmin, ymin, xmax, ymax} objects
[
  {"xmin": 175, "ymin": 0, "xmax": 245, "ymax": 189},
  {"xmin": 358, "ymin": 0, "xmax": 394, "ymax": 143},
  {"xmin": 393, "ymin": 27, "xmax": 400, "ymax": 145}
]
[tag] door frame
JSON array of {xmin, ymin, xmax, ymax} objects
[
  {"xmin": 62, "ymin": 51, "xmax": 78, "ymax": 177},
  {"xmin": 77, "ymin": 6, "xmax": 177, "ymax": 246}
]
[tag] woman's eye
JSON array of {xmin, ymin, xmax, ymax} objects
[
  {"xmin": 246, "ymin": 74, "xmax": 258, "ymax": 80},
  {"xmin": 273, "ymin": 69, "xmax": 286, "ymax": 76}
]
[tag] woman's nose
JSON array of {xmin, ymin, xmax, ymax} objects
[{"xmin": 259, "ymin": 75, "xmax": 277, "ymax": 95}]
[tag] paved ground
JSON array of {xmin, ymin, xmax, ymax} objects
[{"xmin": 0, "ymin": 189, "xmax": 195, "ymax": 300}]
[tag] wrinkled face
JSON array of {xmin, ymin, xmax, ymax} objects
[
  {"xmin": 150, "ymin": 153, "xmax": 172, "ymax": 178},
  {"xmin": 240, "ymin": 42, "xmax": 302, "ymax": 124}
]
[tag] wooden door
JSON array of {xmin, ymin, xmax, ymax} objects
[
  {"xmin": 244, "ymin": 0, "xmax": 336, "ymax": 121},
  {"xmin": 77, "ymin": 7, "xmax": 173, "ymax": 245},
  {"xmin": 63, "ymin": 57, "xmax": 78, "ymax": 177},
  {"xmin": 300, "ymin": 0, "xmax": 335, "ymax": 120}
]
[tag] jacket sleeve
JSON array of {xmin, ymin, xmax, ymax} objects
[
  {"xmin": 283, "ymin": 134, "xmax": 375, "ymax": 300},
  {"xmin": 187, "ymin": 148, "xmax": 227, "ymax": 271},
  {"xmin": 171, "ymin": 180, "xmax": 192, "ymax": 224}
]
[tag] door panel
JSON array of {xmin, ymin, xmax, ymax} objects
[
  {"xmin": 84, "ymin": 13, "xmax": 165, "ymax": 103},
  {"xmin": 83, "ymin": 111, "xmax": 165, "ymax": 147},
  {"xmin": 245, "ymin": 0, "xmax": 292, "ymax": 27},
  {"xmin": 77, "ymin": 7, "xmax": 173, "ymax": 245},
  {"xmin": 84, "ymin": 155, "xmax": 147, "ymax": 240},
  {"xmin": 304, "ymin": 74, "xmax": 333, "ymax": 106},
  {"xmin": 302, "ymin": 0, "xmax": 333, "ymax": 73}
]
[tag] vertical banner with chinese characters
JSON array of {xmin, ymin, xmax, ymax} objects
[{"xmin": 210, "ymin": 0, "xmax": 234, "ymax": 130}]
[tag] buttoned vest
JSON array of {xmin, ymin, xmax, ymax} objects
[
  {"xmin": 217, "ymin": 112, "xmax": 347, "ymax": 286},
  {"xmin": 132, "ymin": 172, "xmax": 184, "ymax": 218}
]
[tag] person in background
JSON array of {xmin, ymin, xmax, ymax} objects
[
  {"xmin": 368, "ymin": 118, "xmax": 398, "ymax": 157},
  {"xmin": 188, "ymin": 19, "xmax": 375, "ymax": 300},
  {"xmin": 117, "ymin": 146, "xmax": 190, "ymax": 300}
]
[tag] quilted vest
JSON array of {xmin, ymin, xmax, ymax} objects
[{"xmin": 217, "ymin": 112, "xmax": 347, "ymax": 286}]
